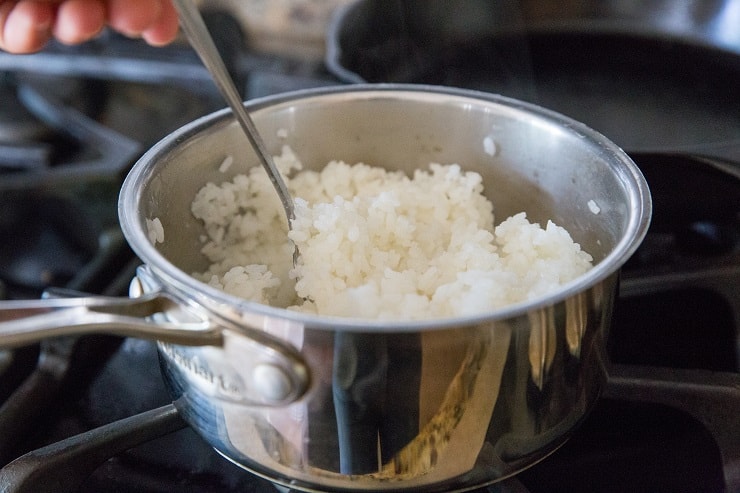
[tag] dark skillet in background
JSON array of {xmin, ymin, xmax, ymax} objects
[{"xmin": 326, "ymin": 0, "xmax": 740, "ymax": 162}]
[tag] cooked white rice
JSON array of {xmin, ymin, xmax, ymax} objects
[{"xmin": 190, "ymin": 146, "xmax": 593, "ymax": 320}]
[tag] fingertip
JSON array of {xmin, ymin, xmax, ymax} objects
[
  {"xmin": 0, "ymin": 1, "xmax": 54, "ymax": 54},
  {"xmin": 107, "ymin": 0, "xmax": 162, "ymax": 37},
  {"xmin": 141, "ymin": 0, "xmax": 179, "ymax": 47},
  {"xmin": 53, "ymin": 0, "xmax": 106, "ymax": 45}
]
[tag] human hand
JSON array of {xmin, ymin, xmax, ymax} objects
[{"xmin": 0, "ymin": 0, "xmax": 179, "ymax": 54}]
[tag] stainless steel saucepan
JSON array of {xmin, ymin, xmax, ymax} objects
[{"xmin": 0, "ymin": 85, "xmax": 651, "ymax": 492}]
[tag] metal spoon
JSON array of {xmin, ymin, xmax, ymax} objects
[{"xmin": 171, "ymin": 0, "xmax": 295, "ymax": 227}]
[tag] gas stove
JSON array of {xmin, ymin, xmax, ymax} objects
[{"xmin": 0, "ymin": 3, "xmax": 739, "ymax": 492}]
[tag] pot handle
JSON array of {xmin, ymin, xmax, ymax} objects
[
  {"xmin": 0, "ymin": 291, "xmax": 223, "ymax": 348},
  {"xmin": 0, "ymin": 276, "xmax": 311, "ymax": 406}
]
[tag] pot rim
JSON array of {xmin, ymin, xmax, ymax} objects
[{"xmin": 119, "ymin": 83, "xmax": 651, "ymax": 332}]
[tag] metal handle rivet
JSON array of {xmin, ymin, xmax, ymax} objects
[
  {"xmin": 252, "ymin": 363, "xmax": 293, "ymax": 402},
  {"xmin": 128, "ymin": 277, "xmax": 144, "ymax": 297}
]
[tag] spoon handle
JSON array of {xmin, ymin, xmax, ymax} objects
[{"xmin": 171, "ymin": 0, "xmax": 295, "ymax": 221}]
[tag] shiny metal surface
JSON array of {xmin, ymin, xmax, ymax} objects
[
  {"xmin": 0, "ymin": 276, "xmax": 311, "ymax": 408},
  {"xmin": 0, "ymin": 291, "xmax": 217, "ymax": 347},
  {"xmin": 118, "ymin": 85, "xmax": 650, "ymax": 491}
]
